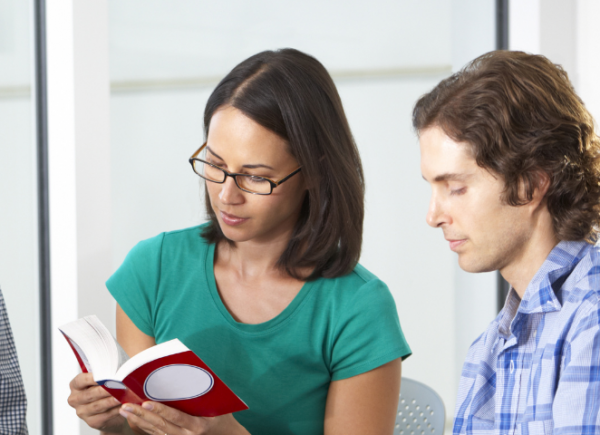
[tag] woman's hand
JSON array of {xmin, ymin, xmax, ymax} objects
[
  {"xmin": 120, "ymin": 402, "xmax": 250, "ymax": 435},
  {"xmin": 67, "ymin": 372, "xmax": 125, "ymax": 433}
]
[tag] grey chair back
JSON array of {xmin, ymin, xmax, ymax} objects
[{"xmin": 394, "ymin": 377, "xmax": 445, "ymax": 435}]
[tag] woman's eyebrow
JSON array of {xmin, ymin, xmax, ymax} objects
[
  {"xmin": 206, "ymin": 146, "xmax": 225, "ymax": 161},
  {"xmin": 206, "ymin": 146, "xmax": 274, "ymax": 170},
  {"xmin": 242, "ymin": 163, "xmax": 274, "ymax": 170}
]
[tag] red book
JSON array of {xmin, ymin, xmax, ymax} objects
[{"xmin": 59, "ymin": 315, "xmax": 248, "ymax": 417}]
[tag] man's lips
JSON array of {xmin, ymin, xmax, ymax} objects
[
  {"xmin": 219, "ymin": 210, "xmax": 248, "ymax": 226},
  {"xmin": 447, "ymin": 239, "xmax": 467, "ymax": 251}
]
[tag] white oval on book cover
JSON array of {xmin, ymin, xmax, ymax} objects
[{"xmin": 144, "ymin": 364, "xmax": 214, "ymax": 401}]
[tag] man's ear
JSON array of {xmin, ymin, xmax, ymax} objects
[{"xmin": 531, "ymin": 171, "xmax": 551, "ymax": 206}]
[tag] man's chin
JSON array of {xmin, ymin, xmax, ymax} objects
[{"xmin": 457, "ymin": 255, "xmax": 497, "ymax": 274}]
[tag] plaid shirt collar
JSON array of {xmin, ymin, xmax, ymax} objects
[{"xmin": 498, "ymin": 240, "xmax": 591, "ymax": 340}]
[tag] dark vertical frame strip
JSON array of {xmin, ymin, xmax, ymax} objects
[
  {"xmin": 496, "ymin": 0, "xmax": 511, "ymax": 312},
  {"xmin": 33, "ymin": 0, "xmax": 53, "ymax": 433},
  {"xmin": 496, "ymin": 0, "xmax": 509, "ymax": 52}
]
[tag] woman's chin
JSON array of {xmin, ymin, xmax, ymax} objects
[{"xmin": 219, "ymin": 223, "xmax": 254, "ymax": 244}]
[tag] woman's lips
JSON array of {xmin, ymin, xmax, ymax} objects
[
  {"xmin": 448, "ymin": 239, "xmax": 466, "ymax": 251},
  {"xmin": 219, "ymin": 211, "xmax": 249, "ymax": 226}
]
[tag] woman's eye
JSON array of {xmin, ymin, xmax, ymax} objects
[
  {"xmin": 206, "ymin": 157, "xmax": 224, "ymax": 167},
  {"xmin": 246, "ymin": 175, "xmax": 268, "ymax": 184}
]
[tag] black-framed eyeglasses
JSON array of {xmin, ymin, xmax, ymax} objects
[{"xmin": 189, "ymin": 142, "xmax": 302, "ymax": 195}]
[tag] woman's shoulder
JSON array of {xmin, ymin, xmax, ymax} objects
[
  {"xmin": 323, "ymin": 262, "xmax": 384, "ymax": 286},
  {"xmin": 315, "ymin": 262, "xmax": 392, "ymax": 304},
  {"xmin": 132, "ymin": 223, "xmax": 212, "ymax": 255}
]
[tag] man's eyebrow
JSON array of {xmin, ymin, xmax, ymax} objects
[
  {"xmin": 206, "ymin": 146, "xmax": 274, "ymax": 170},
  {"xmin": 433, "ymin": 173, "xmax": 472, "ymax": 182}
]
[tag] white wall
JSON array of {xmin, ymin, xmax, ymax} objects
[
  {"xmin": 510, "ymin": 0, "xmax": 600, "ymax": 150},
  {"xmin": 576, "ymin": 1, "xmax": 600, "ymax": 121}
]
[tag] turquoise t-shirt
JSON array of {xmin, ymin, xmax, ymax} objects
[{"xmin": 107, "ymin": 225, "xmax": 411, "ymax": 435}]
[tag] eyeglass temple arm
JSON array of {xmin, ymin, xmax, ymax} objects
[
  {"xmin": 275, "ymin": 167, "xmax": 302, "ymax": 186},
  {"xmin": 190, "ymin": 142, "xmax": 208, "ymax": 160}
]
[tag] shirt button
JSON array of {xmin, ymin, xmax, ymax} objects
[
  {"xmin": 533, "ymin": 330, "xmax": 537, "ymax": 338},
  {"xmin": 510, "ymin": 360, "xmax": 514, "ymax": 373}
]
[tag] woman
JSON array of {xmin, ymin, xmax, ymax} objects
[{"xmin": 68, "ymin": 48, "xmax": 411, "ymax": 435}]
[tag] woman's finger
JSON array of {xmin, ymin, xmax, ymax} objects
[
  {"xmin": 70, "ymin": 385, "xmax": 113, "ymax": 407},
  {"xmin": 76, "ymin": 394, "xmax": 121, "ymax": 418},
  {"xmin": 69, "ymin": 372, "xmax": 97, "ymax": 390},
  {"xmin": 140, "ymin": 401, "xmax": 196, "ymax": 428},
  {"xmin": 120, "ymin": 403, "xmax": 180, "ymax": 435},
  {"xmin": 81, "ymin": 403, "xmax": 123, "ymax": 428}
]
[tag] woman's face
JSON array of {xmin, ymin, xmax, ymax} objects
[{"xmin": 204, "ymin": 106, "xmax": 306, "ymax": 244}]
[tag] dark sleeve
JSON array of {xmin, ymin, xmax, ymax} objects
[
  {"xmin": 0, "ymin": 288, "xmax": 28, "ymax": 434},
  {"xmin": 329, "ymin": 279, "xmax": 411, "ymax": 381}
]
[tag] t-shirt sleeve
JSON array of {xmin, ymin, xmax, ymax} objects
[
  {"xmin": 329, "ymin": 278, "xmax": 411, "ymax": 381},
  {"xmin": 106, "ymin": 234, "xmax": 165, "ymax": 337}
]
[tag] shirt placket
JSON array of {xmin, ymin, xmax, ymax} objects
[{"xmin": 496, "ymin": 313, "xmax": 527, "ymax": 435}]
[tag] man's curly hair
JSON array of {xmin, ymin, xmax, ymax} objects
[{"xmin": 413, "ymin": 50, "xmax": 600, "ymax": 243}]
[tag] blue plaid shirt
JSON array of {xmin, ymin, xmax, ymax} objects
[{"xmin": 454, "ymin": 240, "xmax": 600, "ymax": 435}]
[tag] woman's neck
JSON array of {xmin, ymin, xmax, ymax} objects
[{"xmin": 216, "ymin": 232, "xmax": 291, "ymax": 281}]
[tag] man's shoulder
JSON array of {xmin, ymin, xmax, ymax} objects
[
  {"xmin": 565, "ymin": 242, "xmax": 600, "ymax": 304},
  {"xmin": 460, "ymin": 311, "xmax": 504, "ymax": 368}
]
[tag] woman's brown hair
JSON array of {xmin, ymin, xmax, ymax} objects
[
  {"xmin": 413, "ymin": 50, "xmax": 600, "ymax": 243},
  {"xmin": 201, "ymin": 48, "xmax": 364, "ymax": 279}
]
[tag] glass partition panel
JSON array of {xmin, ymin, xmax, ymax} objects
[{"xmin": 0, "ymin": 0, "xmax": 41, "ymax": 433}]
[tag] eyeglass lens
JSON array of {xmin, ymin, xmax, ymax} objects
[{"xmin": 192, "ymin": 160, "xmax": 272, "ymax": 194}]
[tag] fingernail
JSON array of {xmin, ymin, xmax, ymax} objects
[
  {"xmin": 119, "ymin": 409, "xmax": 129, "ymax": 419},
  {"xmin": 142, "ymin": 402, "xmax": 153, "ymax": 410},
  {"xmin": 122, "ymin": 405, "xmax": 133, "ymax": 412}
]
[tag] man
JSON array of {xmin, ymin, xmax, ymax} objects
[
  {"xmin": 0, "ymin": 288, "xmax": 27, "ymax": 434},
  {"xmin": 415, "ymin": 51, "xmax": 600, "ymax": 435}
]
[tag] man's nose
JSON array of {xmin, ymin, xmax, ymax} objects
[{"xmin": 426, "ymin": 194, "xmax": 449, "ymax": 228}]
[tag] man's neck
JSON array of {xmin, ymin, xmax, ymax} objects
[{"xmin": 500, "ymin": 218, "xmax": 559, "ymax": 298}]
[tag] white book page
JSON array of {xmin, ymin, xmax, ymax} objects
[
  {"xmin": 115, "ymin": 340, "xmax": 131, "ymax": 369},
  {"xmin": 59, "ymin": 315, "xmax": 124, "ymax": 381},
  {"xmin": 114, "ymin": 339, "xmax": 188, "ymax": 381}
]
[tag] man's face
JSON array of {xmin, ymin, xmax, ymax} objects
[{"xmin": 420, "ymin": 126, "xmax": 534, "ymax": 273}]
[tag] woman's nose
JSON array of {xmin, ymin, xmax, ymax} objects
[{"xmin": 218, "ymin": 176, "xmax": 244, "ymax": 205}]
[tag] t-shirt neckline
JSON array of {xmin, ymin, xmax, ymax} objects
[{"xmin": 203, "ymin": 242, "xmax": 315, "ymax": 333}]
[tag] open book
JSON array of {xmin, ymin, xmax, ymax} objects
[{"xmin": 59, "ymin": 315, "xmax": 248, "ymax": 417}]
